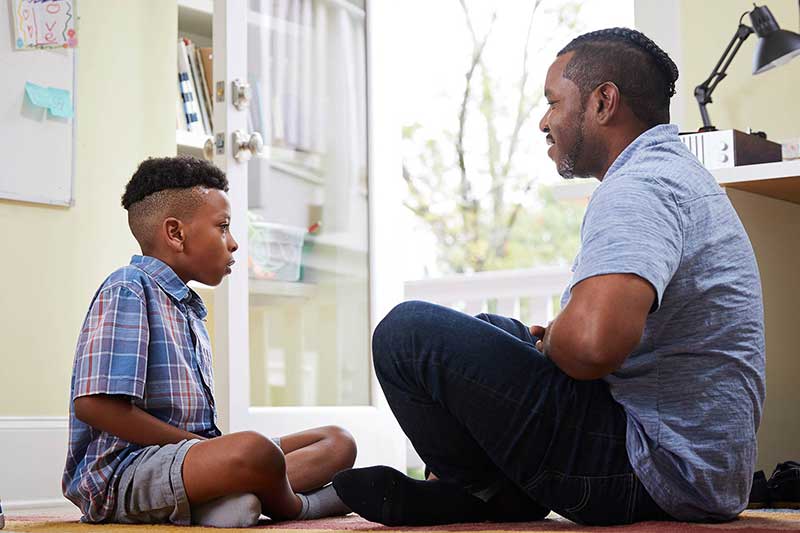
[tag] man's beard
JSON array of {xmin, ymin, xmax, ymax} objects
[{"xmin": 557, "ymin": 108, "xmax": 586, "ymax": 180}]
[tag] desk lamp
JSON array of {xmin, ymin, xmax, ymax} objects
[{"xmin": 694, "ymin": 3, "xmax": 800, "ymax": 132}]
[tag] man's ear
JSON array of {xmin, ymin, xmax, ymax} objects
[
  {"xmin": 163, "ymin": 217, "xmax": 185, "ymax": 252},
  {"xmin": 592, "ymin": 81, "xmax": 621, "ymax": 125}
]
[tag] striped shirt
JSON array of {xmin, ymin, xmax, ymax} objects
[{"xmin": 62, "ymin": 255, "xmax": 221, "ymax": 522}]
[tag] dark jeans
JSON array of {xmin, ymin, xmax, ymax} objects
[{"xmin": 372, "ymin": 301, "xmax": 672, "ymax": 526}]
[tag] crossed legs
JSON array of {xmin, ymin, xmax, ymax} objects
[{"xmin": 182, "ymin": 425, "xmax": 356, "ymax": 520}]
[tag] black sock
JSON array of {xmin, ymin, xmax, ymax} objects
[
  {"xmin": 332, "ymin": 466, "xmax": 489, "ymax": 526},
  {"xmin": 483, "ymin": 482, "xmax": 550, "ymax": 522}
]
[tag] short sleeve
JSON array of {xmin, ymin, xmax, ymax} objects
[
  {"xmin": 72, "ymin": 284, "xmax": 149, "ymax": 401},
  {"xmin": 571, "ymin": 176, "xmax": 683, "ymax": 312}
]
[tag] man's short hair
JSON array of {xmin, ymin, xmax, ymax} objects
[
  {"xmin": 121, "ymin": 156, "xmax": 229, "ymax": 251},
  {"xmin": 557, "ymin": 27, "xmax": 679, "ymax": 127}
]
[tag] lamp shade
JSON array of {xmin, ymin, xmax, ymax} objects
[{"xmin": 749, "ymin": 4, "xmax": 800, "ymax": 74}]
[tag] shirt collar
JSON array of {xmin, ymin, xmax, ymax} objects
[
  {"xmin": 130, "ymin": 255, "xmax": 207, "ymax": 318},
  {"xmin": 602, "ymin": 123, "xmax": 680, "ymax": 182}
]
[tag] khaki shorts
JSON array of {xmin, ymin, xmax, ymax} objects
[{"xmin": 112, "ymin": 439, "xmax": 199, "ymax": 525}]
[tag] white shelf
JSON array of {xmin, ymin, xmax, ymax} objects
[
  {"xmin": 249, "ymin": 279, "xmax": 317, "ymax": 307},
  {"xmin": 250, "ymin": 278, "xmax": 316, "ymax": 297},
  {"xmin": 177, "ymin": 130, "xmax": 211, "ymax": 149},
  {"xmin": 306, "ymin": 232, "xmax": 367, "ymax": 254},
  {"xmin": 190, "ymin": 279, "xmax": 317, "ymax": 306},
  {"xmin": 714, "ymin": 160, "xmax": 800, "ymax": 205},
  {"xmin": 713, "ymin": 160, "xmax": 800, "ymax": 185},
  {"xmin": 176, "ymin": 130, "xmax": 212, "ymax": 159}
]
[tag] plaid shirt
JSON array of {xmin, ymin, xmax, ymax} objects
[{"xmin": 62, "ymin": 255, "xmax": 221, "ymax": 522}]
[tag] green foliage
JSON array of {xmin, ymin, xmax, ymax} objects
[{"xmin": 402, "ymin": 0, "xmax": 586, "ymax": 274}]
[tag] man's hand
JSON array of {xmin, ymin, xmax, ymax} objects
[
  {"xmin": 529, "ymin": 273, "xmax": 655, "ymax": 380},
  {"xmin": 529, "ymin": 324, "xmax": 549, "ymax": 352}
]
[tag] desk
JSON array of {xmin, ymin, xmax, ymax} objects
[{"xmin": 715, "ymin": 161, "xmax": 800, "ymax": 472}]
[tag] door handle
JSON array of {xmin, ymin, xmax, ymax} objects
[{"xmin": 232, "ymin": 130, "xmax": 264, "ymax": 161}]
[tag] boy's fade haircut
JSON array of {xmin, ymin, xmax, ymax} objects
[
  {"xmin": 557, "ymin": 27, "xmax": 679, "ymax": 128},
  {"xmin": 122, "ymin": 156, "xmax": 229, "ymax": 252}
]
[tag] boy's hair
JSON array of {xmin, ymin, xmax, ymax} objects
[
  {"xmin": 122, "ymin": 156, "xmax": 229, "ymax": 251},
  {"xmin": 557, "ymin": 27, "xmax": 679, "ymax": 127}
]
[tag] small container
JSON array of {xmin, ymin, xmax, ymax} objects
[{"xmin": 248, "ymin": 222, "xmax": 307, "ymax": 282}]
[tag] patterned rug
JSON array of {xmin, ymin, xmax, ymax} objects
[{"xmin": 5, "ymin": 510, "xmax": 800, "ymax": 533}]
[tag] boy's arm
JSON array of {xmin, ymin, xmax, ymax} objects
[{"xmin": 74, "ymin": 394, "xmax": 206, "ymax": 446}]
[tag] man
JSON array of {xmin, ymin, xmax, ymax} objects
[{"xmin": 333, "ymin": 28, "xmax": 765, "ymax": 526}]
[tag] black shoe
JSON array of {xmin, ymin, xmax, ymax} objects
[
  {"xmin": 767, "ymin": 461, "xmax": 800, "ymax": 509},
  {"xmin": 748, "ymin": 470, "xmax": 769, "ymax": 509},
  {"xmin": 332, "ymin": 466, "xmax": 490, "ymax": 526}
]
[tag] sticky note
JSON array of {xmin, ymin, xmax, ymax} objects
[
  {"xmin": 24, "ymin": 82, "xmax": 73, "ymax": 118},
  {"xmin": 47, "ymin": 87, "xmax": 73, "ymax": 118},
  {"xmin": 25, "ymin": 81, "xmax": 52, "ymax": 108}
]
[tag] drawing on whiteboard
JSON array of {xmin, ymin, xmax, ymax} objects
[{"xmin": 13, "ymin": 0, "xmax": 78, "ymax": 50}]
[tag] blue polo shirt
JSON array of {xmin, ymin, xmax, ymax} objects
[
  {"xmin": 561, "ymin": 124, "xmax": 765, "ymax": 521},
  {"xmin": 63, "ymin": 255, "xmax": 221, "ymax": 523}
]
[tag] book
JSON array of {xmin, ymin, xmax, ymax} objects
[
  {"xmin": 194, "ymin": 46, "xmax": 214, "ymax": 133},
  {"xmin": 186, "ymin": 39, "xmax": 211, "ymax": 135},
  {"xmin": 198, "ymin": 47, "xmax": 214, "ymax": 107},
  {"xmin": 176, "ymin": 88, "xmax": 188, "ymax": 131},
  {"xmin": 177, "ymin": 38, "xmax": 204, "ymax": 135}
]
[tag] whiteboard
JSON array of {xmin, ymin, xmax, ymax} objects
[{"xmin": 0, "ymin": 2, "xmax": 76, "ymax": 206}]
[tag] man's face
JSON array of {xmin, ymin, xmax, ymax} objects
[
  {"xmin": 182, "ymin": 189, "xmax": 238, "ymax": 286},
  {"xmin": 539, "ymin": 53, "xmax": 588, "ymax": 179}
]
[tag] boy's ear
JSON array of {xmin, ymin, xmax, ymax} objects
[{"xmin": 164, "ymin": 217, "xmax": 186, "ymax": 252}]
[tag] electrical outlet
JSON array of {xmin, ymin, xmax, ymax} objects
[{"xmin": 781, "ymin": 138, "xmax": 800, "ymax": 160}]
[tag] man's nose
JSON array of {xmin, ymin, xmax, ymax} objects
[
  {"xmin": 539, "ymin": 111, "xmax": 550, "ymax": 133},
  {"xmin": 229, "ymin": 233, "xmax": 239, "ymax": 252}
]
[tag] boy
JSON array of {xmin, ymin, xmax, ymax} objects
[{"xmin": 63, "ymin": 156, "xmax": 356, "ymax": 527}]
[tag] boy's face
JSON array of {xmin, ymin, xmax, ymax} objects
[{"xmin": 182, "ymin": 189, "xmax": 238, "ymax": 286}]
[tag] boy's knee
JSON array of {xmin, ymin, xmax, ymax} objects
[
  {"xmin": 322, "ymin": 425, "xmax": 357, "ymax": 468},
  {"xmin": 229, "ymin": 431, "xmax": 285, "ymax": 477}
]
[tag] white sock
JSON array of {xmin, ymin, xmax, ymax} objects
[
  {"xmin": 296, "ymin": 484, "xmax": 351, "ymax": 520},
  {"xmin": 191, "ymin": 493, "xmax": 262, "ymax": 528}
]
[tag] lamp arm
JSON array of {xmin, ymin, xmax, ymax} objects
[{"xmin": 694, "ymin": 23, "xmax": 754, "ymax": 131}]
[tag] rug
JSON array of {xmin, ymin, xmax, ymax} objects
[{"xmin": 6, "ymin": 510, "xmax": 800, "ymax": 533}]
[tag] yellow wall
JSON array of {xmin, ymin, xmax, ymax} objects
[
  {"xmin": 0, "ymin": 1, "xmax": 176, "ymax": 416},
  {"xmin": 678, "ymin": 0, "xmax": 800, "ymax": 139},
  {"xmin": 678, "ymin": 0, "xmax": 800, "ymax": 472}
]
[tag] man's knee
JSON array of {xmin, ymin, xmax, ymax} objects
[{"xmin": 372, "ymin": 300, "xmax": 433, "ymax": 374}]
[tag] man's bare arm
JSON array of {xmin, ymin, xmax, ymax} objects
[
  {"xmin": 531, "ymin": 273, "xmax": 655, "ymax": 380},
  {"xmin": 74, "ymin": 395, "xmax": 206, "ymax": 445}
]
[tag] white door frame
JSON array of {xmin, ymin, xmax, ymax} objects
[{"xmin": 211, "ymin": 0, "xmax": 405, "ymax": 469}]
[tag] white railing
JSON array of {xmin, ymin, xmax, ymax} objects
[{"xmin": 403, "ymin": 265, "xmax": 572, "ymax": 326}]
